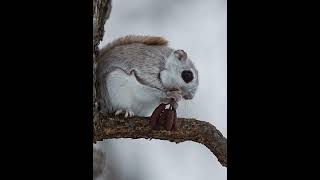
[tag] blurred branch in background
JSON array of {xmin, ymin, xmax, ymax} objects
[{"xmin": 93, "ymin": 146, "xmax": 106, "ymax": 179}]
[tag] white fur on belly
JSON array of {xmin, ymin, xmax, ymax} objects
[{"xmin": 106, "ymin": 69, "xmax": 164, "ymax": 117}]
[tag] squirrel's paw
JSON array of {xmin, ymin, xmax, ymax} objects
[
  {"xmin": 114, "ymin": 109, "xmax": 134, "ymax": 118},
  {"xmin": 171, "ymin": 101, "xmax": 178, "ymax": 110},
  {"xmin": 167, "ymin": 91, "xmax": 182, "ymax": 102},
  {"xmin": 162, "ymin": 91, "xmax": 182, "ymax": 104}
]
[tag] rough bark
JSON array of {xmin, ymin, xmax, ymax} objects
[
  {"xmin": 93, "ymin": 0, "xmax": 112, "ymax": 143},
  {"xmin": 95, "ymin": 116, "xmax": 227, "ymax": 167},
  {"xmin": 92, "ymin": 0, "xmax": 227, "ymax": 168}
]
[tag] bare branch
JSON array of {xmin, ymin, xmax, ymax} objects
[{"xmin": 94, "ymin": 116, "xmax": 227, "ymax": 167}]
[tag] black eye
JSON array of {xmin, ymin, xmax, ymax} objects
[{"xmin": 181, "ymin": 70, "xmax": 193, "ymax": 83}]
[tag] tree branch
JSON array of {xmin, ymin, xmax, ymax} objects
[{"xmin": 94, "ymin": 116, "xmax": 227, "ymax": 167}]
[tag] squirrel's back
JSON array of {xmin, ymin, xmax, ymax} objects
[
  {"xmin": 99, "ymin": 35, "xmax": 168, "ymax": 57},
  {"xmin": 98, "ymin": 35, "xmax": 173, "ymax": 73}
]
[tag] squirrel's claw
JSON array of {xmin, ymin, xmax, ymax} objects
[
  {"xmin": 170, "ymin": 101, "xmax": 178, "ymax": 110},
  {"xmin": 161, "ymin": 90, "xmax": 182, "ymax": 108},
  {"xmin": 115, "ymin": 109, "xmax": 134, "ymax": 118},
  {"xmin": 115, "ymin": 109, "xmax": 123, "ymax": 116},
  {"xmin": 166, "ymin": 91, "xmax": 182, "ymax": 102}
]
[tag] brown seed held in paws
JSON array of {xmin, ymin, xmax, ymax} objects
[
  {"xmin": 171, "ymin": 109, "xmax": 177, "ymax": 131},
  {"xmin": 150, "ymin": 103, "xmax": 166, "ymax": 128},
  {"xmin": 159, "ymin": 109, "xmax": 170, "ymax": 126},
  {"xmin": 165, "ymin": 109, "xmax": 175, "ymax": 131}
]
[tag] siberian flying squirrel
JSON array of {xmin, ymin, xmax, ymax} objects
[{"xmin": 97, "ymin": 35, "xmax": 199, "ymax": 118}]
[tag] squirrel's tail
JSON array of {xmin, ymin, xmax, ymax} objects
[{"xmin": 99, "ymin": 35, "xmax": 168, "ymax": 55}]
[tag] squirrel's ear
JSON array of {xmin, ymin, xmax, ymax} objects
[{"xmin": 174, "ymin": 49, "xmax": 187, "ymax": 61}]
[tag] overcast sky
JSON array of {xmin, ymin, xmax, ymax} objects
[{"xmin": 97, "ymin": 0, "xmax": 227, "ymax": 179}]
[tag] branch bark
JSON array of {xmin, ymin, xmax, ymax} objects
[
  {"xmin": 92, "ymin": 0, "xmax": 227, "ymax": 168},
  {"xmin": 95, "ymin": 116, "xmax": 227, "ymax": 167}
]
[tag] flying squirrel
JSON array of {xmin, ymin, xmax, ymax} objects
[{"xmin": 97, "ymin": 35, "xmax": 199, "ymax": 130}]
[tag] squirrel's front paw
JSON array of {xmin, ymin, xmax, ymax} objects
[
  {"xmin": 114, "ymin": 109, "xmax": 134, "ymax": 118},
  {"xmin": 162, "ymin": 91, "xmax": 182, "ymax": 103}
]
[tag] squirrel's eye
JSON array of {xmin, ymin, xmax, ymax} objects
[{"xmin": 181, "ymin": 70, "xmax": 193, "ymax": 83}]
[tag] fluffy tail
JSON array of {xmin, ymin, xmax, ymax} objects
[{"xmin": 100, "ymin": 35, "xmax": 168, "ymax": 54}]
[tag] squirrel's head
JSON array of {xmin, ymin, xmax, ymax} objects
[{"xmin": 160, "ymin": 49, "xmax": 199, "ymax": 100}]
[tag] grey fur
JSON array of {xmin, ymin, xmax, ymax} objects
[{"xmin": 97, "ymin": 37, "xmax": 199, "ymax": 115}]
